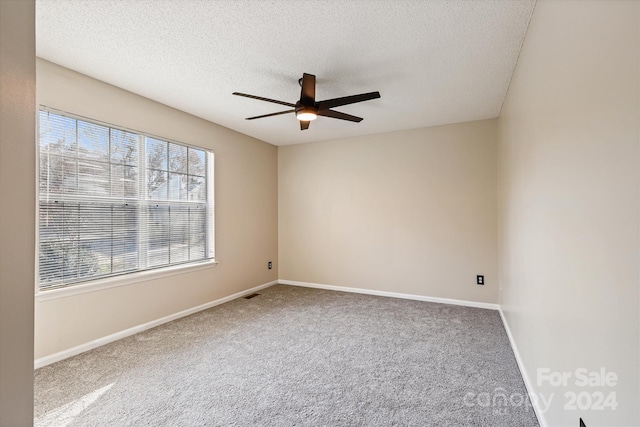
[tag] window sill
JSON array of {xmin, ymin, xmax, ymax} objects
[{"xmin": 35, "ymin": 260, "xmax": 219, "ymax": 302}]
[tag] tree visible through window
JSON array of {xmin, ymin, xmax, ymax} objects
[{"xmin": 38, "ymin": 109, "xmax": 214, "ymax": 290}]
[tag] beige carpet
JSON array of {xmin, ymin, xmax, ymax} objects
[{"xmin": 35, "ymin": 284, "xmax": 539, "ymax": 426}]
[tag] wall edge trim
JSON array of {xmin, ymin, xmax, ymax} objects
[
  {"xmin": 278, "ymin": 279, "xmax": 499, "ymax": 310},
  {"xmin": 34, "ymin": 280, "xmax": 278, "ymax": 369},
  {"xmin": 498, "ymin": 307, "xmax": 549, "ymax": 427}
]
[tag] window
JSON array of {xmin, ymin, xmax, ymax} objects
[{"xmin": 37, "ymin": 109, "xmax": 214, "ymax": 291}]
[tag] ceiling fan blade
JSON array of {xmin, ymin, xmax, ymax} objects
[
  {"xmin": 300, "ymin": 73, "xmax": 316, "ymax": 104},
  {"xmin": 300, "ymin": 120, "xmax": 310, "ymax": 130},
  {"xmin": 318, "ymin": 109, "xmax": 363, "ymax": 122},
  {"xmin": 232, "ymin": 92, "xmax": 295, "ymax": 108},
  {"xmin": 316, "ymin": 91, "xmax": 381, "ymax": 111},
  {"xmin": 245, "ymin": 109, "xmax": 295, "ymax": 120}
]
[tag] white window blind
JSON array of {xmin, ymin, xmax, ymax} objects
[{"xmin": 38, "ymin": 109, "xmax": 214, "ymax": 290}]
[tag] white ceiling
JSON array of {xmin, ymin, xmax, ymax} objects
[{"xmin": 36, "ymin": 0, "xmax": 535, "ymax": 146}]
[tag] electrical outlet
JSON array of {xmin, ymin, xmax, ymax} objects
[
  {"xmin": 477, "ymin": 275, "xmax": 484, "ymax": 285},
  {"xmin": 268, "ymin": 261, "xmax": 272, "ymax": 270}
]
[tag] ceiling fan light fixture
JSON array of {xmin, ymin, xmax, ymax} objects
[
  {"xmin": 295, "ymin": 106, "xmax": 318, "ymax": 121},
  {"xmin": 296, "ymin": 112, "xmax": 317, "ymax": 121}
]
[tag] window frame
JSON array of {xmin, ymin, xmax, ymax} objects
[{"xmin": 35, "ymin": 106, "xmax": 216, "ymax": 298}]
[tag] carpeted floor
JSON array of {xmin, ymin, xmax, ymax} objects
[{"xmin": 34, "ymin": 284, "xmax": 539, "ymax": 426}]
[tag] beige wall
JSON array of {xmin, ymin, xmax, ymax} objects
[
  {"xmin": 20, "ymin": 3, "xmax": 639, "ymax": 426},
  {"xmin": 35, "ymin": 60, "xmax": 278, "ymax": 359},
  {"xmin": 0, "ymin": 0, "xmax": 36, "ymax": 424},
  {"xmin": 279, "ymin": 120, "xmax": 498, "ymax": 303},
  {"xmin": 498, "ymin": 1, "xmax": 639, "ymax": 426}
]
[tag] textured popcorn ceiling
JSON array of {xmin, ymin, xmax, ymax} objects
[{"xmin": 36, "ymin": 0, "xmax": 536, "ymax": 146}]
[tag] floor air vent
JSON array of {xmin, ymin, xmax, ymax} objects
[{"xmin": 244, "ymin": 293, "xmax": 260, "ymax": 299}]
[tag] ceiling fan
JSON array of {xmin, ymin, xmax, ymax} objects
[{"xmin": 233, "ymin": 73, "xmax": 381, "ymax": 130}]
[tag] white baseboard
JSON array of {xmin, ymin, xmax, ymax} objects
[
  {"xmin": 498, "ymin": 308, "xmax": 548, "ymax": 427},
  {"xmin": 278, "ymin": 279, "xmax": 499, "ymax": 310},
  {"xmin": 34, "ymin": 280, "xmax": 278, "ymax": 369}
]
